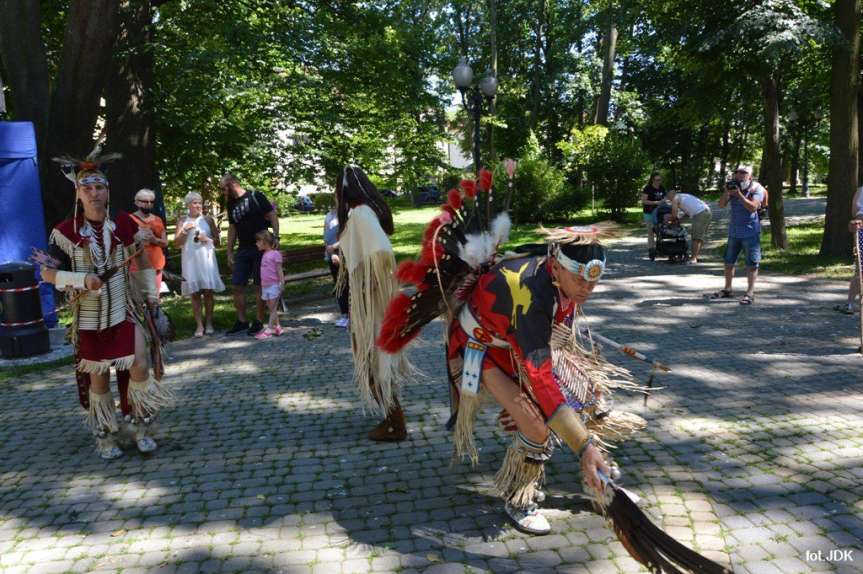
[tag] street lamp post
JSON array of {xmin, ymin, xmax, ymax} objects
[{"xmin": 452, "ymin": 58, "xmax": 497, "ymax": 176}]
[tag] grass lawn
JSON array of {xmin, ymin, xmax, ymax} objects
[{"xmin": 712, "ymin": 221, "xmax": 853, "ymax": 279}]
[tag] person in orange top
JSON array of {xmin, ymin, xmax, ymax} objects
[{"xmin": 130, "ymin": 188, "xmax": 168, "ymax": 295}]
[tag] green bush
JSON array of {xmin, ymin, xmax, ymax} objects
[
  {"xmin": 310, "ymin": 193, "xmax": 333, "ymax": 212},
  {"xmin": 559, "ymin": 125, "xmax": 648, "ymax": 222},
  {"xmin": 502, "ymin": 132, "xmax": 580, "ymax": 224}
]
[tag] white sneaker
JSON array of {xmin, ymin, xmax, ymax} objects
[
  {"xmin": 534, "ymin": 489, "xmax": 546, "ymax": 503},
  {"xmin": 334, "ymin": 316, "xmax": 349, "ymax": 328},
  {"xmin": 504, "ymin": 502, "xmax": 551, "ymax": 535},
  {"xmin": 96, "ymin": 436, "xmax": 123, "ymax": 460},
  {"xmin": 136, "ymin": 435, "xmax": 157, "ymax": 453}
]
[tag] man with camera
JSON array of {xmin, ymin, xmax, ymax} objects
[{"xmin": 713, "ymin": 165, "xmax": 765, "ymax": 305}]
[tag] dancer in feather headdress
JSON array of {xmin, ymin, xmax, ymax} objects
[
  {"xmin": 377, "ymin": 172, "xmax": 731, "ymax": 573},
  {"xmin": 335, "ymin": 165, "xmax": 415, "ymax": 441},
  {"xmin": 36, "ymin": 147, "xmax": 174, "ymax": 459}
]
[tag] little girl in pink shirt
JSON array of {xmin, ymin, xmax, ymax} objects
[{"xmin": 255, "ymin": 230, "xmax": 284, "ymax": 339}]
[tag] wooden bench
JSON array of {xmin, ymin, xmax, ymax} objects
[{"xmin": 281, "ymin": 245, "xmax": 331, "ymax": 311}]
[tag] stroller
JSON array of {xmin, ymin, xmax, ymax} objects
[{"xmin": 651, "ymin": 203, "xmax": 689, "ymax": 263}]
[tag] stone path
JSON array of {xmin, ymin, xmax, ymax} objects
[{"xmin": 1, "ymin": 198, "xmax": 861, "ymax": 574}]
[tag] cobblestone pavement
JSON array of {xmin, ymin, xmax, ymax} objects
[{"xmin": 1, "ymin": 199, "xmax": 861, "ymax": 574}]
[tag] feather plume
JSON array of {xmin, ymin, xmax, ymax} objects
[
  {"xmin": 460, "ymin": 179, "xmax": 477, "ymax": 198},
  {"xmin": 478, "ymin": 168, "xmax": 493, "ymax": 192},
  {"xmin": 592, "ymin": 480, "xmax": 732, "ymax": 574},
  {"xmin": 447, "ymin": 188, "xmax": 463, "ymax": 209}
]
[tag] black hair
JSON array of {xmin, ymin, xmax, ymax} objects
[
  {"xmin": 559, "ymin": 242, "xmax": 606, "ymax": 263},
  {"xmin": 647, "ymin": 171, "xmax": 662, "ymax": 187},
  {"xmin": 335, "ymin": 166, "xmax": 394, "ymax": 236}
]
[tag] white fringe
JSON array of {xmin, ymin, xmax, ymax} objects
[
  {"xmin": 348, "ymin": 250, "xmax": 415, "ymax": 416},
  {"xmin": 49, "ymin": 228, "xmax": 78, "ymax": 258},
  {"xmin": 494, "ymin": 441, "xmax": 545, "ymax": 509},
  {"xmin": 86, "ymin": 390, "xmax": 119, "ymax": 435},
  {"xmin": 76, "ymin": 354, "xmax": 135, "ymax": 375},
  {"xmin": 128, "ymin": 376, "xmax": 175, "ymax": 421}
]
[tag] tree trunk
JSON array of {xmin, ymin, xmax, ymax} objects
[
  {"xmin": 717, "ymin": 121, "xmax": 730, "ymax": 190},
  {"xmin": 789, "ymin": 124, "xmax": 802, "ymax": 195},
  {"xmin": 529, "ymin": 0, "xmax": 546, "ymax": 130},
  {"xmin": 761, "ymin": 74, "xmax": 787, "ymax": 249},
  {"xmin": 41, "ymin": 0, "xmax": 122, "ymax": 228},
  {"xmin": 486, "ymin": 0, "xmax": 497, "ymax": 168},
  {"xmin": 822, "ymin": 0, "xmax": 861, "ymax": 257},
  {"xmin": 0, "ymin": 0, "xmax": 51, "ymax": 148},
  {"xmin": 593, "ymin": 18, "xmax": 617, "ymax": 126},
  {"xmin": 105, "ymin": 0, "xmax": 161, "ymax": 217}
]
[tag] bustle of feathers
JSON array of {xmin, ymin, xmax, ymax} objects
[
  {"xmin": 379, "ymin": 172, "xmax": 507, "ymax": 354},
  {"xmin": 478, "ymin": 168, "xmax": 493, "ymax": 192},
  {"xmin": 460, "ymin": 179, "xmax": 477, "ymax": 198},
  {"xmin": 447, "ymin": 188, "xmax": 463, "ymax": 209}
]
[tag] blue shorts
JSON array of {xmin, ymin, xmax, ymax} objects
[
  {"xmin": 232, "ymin": 247, "xmax": 262, "ymax": 286},
  {"xmin": 643, "ymin": 212, "xmax": 656, "ymax": 224},
  {"xmin": 724, "ymin": 236, "xmax": 761, "ymax": 268}
]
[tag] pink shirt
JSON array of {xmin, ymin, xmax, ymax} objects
[{"xmin": 260, "ymin": 249, "xmax": 283, "ymax": 287}]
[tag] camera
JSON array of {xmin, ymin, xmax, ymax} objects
[
  {"xmin": 725, "ymin": 180, "xmax": 740, "ymax": 191},
  {"xmin": 193, "ymin": 230, "xmax": 200, "ymax": 243}
]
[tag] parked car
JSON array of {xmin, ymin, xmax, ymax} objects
[
  {"xmin": 294, "ymin": 196, "xmax": 314, "ymax": 212},
  {"xmin": 415, "ymin": 185, "xmax": 440, "ymax": 205},
  {"xmin": 380, "ymin": 188, "xmax": 398, "ymax": 198}
]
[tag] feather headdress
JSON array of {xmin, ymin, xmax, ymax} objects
[{"xmin": 52, "ymin": 144, "xmax": 122, "ymax": 186}]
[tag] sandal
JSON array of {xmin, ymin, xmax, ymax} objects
[
  {"xmin": 194, "ymin": 328, "xmax": 204, "ymax": 338},
  {"xmin": 739, "ymin": 294, "xmax": 754, "ymax": 305},
  {"xmin": 709, "ymin": 289, "xmax": 733, "ymax": 299}
]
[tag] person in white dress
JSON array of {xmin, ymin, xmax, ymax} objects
[{"xmin": 174, "ymin": 192, "xmax": 225, "ymax": 336}]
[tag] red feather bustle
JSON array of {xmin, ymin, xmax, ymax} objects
[
  {"xmin": 478, "ymin": 168, "xmax": 493, "ymax": 192},
  {"xmin": 447, "ymin": 188, "xmax": 463, "ymax": 210},
  {"xmin": 460, "ymin": 179, "xmax": 477, "ymax": 198},
  {"xmin": 378, "ymin": 293, "xmax": 420, "ymax": 353},
  {"xmin": 396, "ymin": 260, "xmax": 428, "ymax": 286}
]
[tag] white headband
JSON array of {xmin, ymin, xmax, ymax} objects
[
  {"xmin": 78, "ymin": 174, "xmax": 108, "ymax": 186},
  {"xmin": 555, "ymin": 249, "xmax": 605, "ymax": 282}
]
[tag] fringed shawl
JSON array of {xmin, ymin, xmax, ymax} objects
[{"xmin": 339, "ymin": 205, "xmax": 415, "ymax": 416}]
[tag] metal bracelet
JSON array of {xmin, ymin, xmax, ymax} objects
[{"xmin": 577, "ymin": 434, "xmax": 594, "ymax": 459}]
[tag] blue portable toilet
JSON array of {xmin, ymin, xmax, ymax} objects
[{"xmin": 0, "ymin": 121, "xmax": 57, "ymax": 327}]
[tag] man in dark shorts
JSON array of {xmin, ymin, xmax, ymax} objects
[{"xmin": 223, "ymin": 174, "xmax": 279, "ymax": 335}]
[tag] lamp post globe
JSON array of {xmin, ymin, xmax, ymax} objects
[
  {"xmin": 480, "ymin": 72, "xmax": 498, "ymax": 99},
  {"xmin": 453, "ymin": 59, "xmax": 474, "ymax": 91}
]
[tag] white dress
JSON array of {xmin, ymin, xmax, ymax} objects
[{"xmin": 180, "ymin": 215, "xmax": 225, "ymax": 295}]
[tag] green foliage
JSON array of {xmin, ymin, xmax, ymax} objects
[
  {"xmin": 561, "ymin": 126, "xmax": 648, "ymax": 221},
  {"xmin": 506, "ymin": 133, "xmax": 580, "ymax": 223},
  {"xmin": 311, "ymin": 193, "xmax": 333, "ymax": 213}
]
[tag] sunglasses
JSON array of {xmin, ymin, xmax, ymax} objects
[{"xmin": 137, "ymin": 200, "xmax": 155, "ymax": 204}]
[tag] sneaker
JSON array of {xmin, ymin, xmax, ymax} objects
[
  {"xmin": 226, "ymin": 321, "xmax": 249, "ymax": 335},
  {"xmin": 273, "ymin": 325, "xmax": 284, "ymax": 336},
  {"xmin": 255, "ymin": 328, "xmax": 273, "ymax": 340},
  {"xmin": 136, "ymin": 435, "xmax": 157, "ymax": 453},
  {"xmin": 96, "ymin": 436, "xmax": 124, "ymax": 460},
  {"xmin": 247, "ymin": 320, "xmax": 263, "ymax": 335},
  {"xmin": 504, "ymin": 502, "xmax": 551, "ymax": 536},
  {"xmin": 334, "ymin": 316, "xmax": 349, "ymax": 328}
]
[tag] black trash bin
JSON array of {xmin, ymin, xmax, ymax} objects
[{"xmin": 0, "ymin": 261, "xmax": 51, "ymax": 358}]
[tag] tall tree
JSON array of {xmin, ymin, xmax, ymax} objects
[
  {"xmin": 593, "ymin": 14, "xmax": 617, "ymax": 125},
  {"xmin": 821, "ymin": 0, "xmax": 861, "ymax": 257},
  {"xmin": 105, "ymin": 0, "xmax": 164, "ymax": 214},
  {"xmin": 0, "ymin": 0, "xmax": 121, "ymax": 227}
]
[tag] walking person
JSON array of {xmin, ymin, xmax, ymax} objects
[
  {"xmin": 130, "ymin": 188, "xmax": 168, "ymax": 295},
  {"xmin": 175, "ymin": 192, "xmax": 224, "ymax": 337},
  {"xmin": 324, "ymin": 198, "xmax": 349, "ymax": 327},
  {"xmin": 222, "ymin": 174, "xmax": 279, "ymax": 335},
  {"xmin": 712, "ymin": 165, "xmax": 766, "ymax": 305},
  {"xmin": 336, "ymin": 165, "xmax": 413, "ymax": 441},
  {"xmin": 641, "ymin": 172, "xmax": 666, "ymax": 261},
  {"xmin": 255, "ymin": 230, "xmax": 284, "ymax": 340},
  {"xmin": 664, "ymin": 188, "xmax": 712, "ymax": 264}
]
